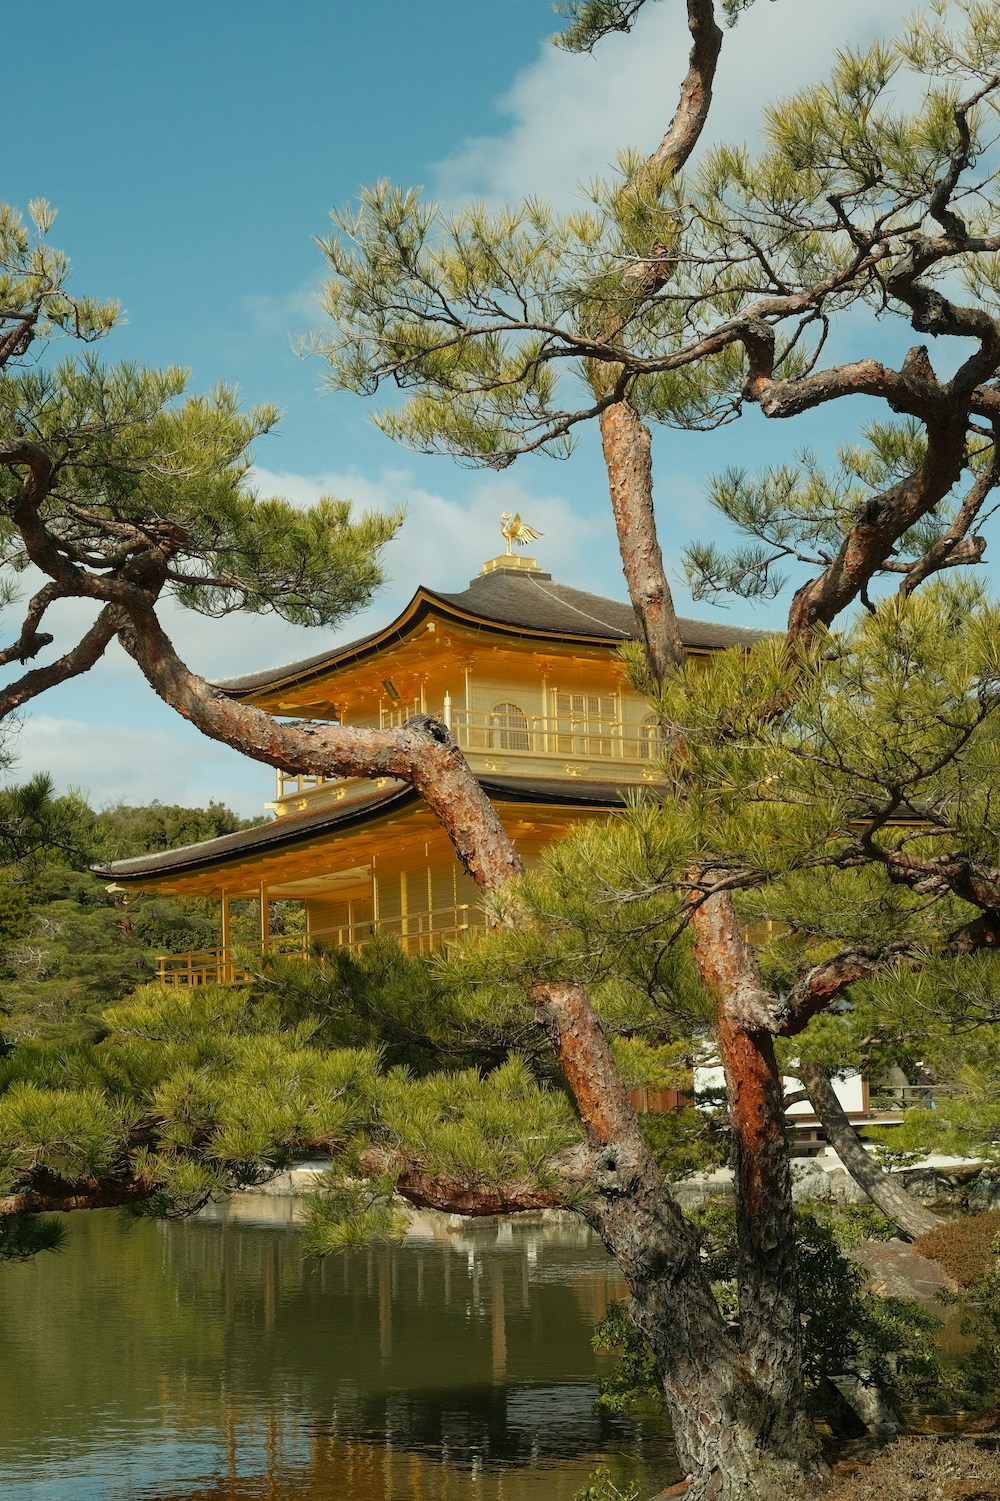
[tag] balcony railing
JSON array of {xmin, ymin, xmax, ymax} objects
[
  {"xmin": 274, "ymin": 771, "xmax": 331, "ymax": 799},
  {"xmin": 271, "ymin": 716, "xmax": 662, "ymax": 805},
  {"xmin": 157, "ymin": 950, "xmax": 254, "ymax": 988},
  {"xmin": 449, "ymin": 709, "xmax": 659, "ymax": 765},
  {"xmin": 868, "ymin": 1085, "xmax": 953, "ymax": 1115},
  {"xmin": 156, "ymin": 905, "xmax": 477, "ymax": 986},
  {"xmin": 375, "ymin": 903, "xmax": 476, "ymax": 955}
]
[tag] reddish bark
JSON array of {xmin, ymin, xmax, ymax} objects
[
  {"xmin": 0, "ymin": 605, "xmax": 122, "ymax": 718},
  {"xmin": 898, "ymin": 444, "xmax": 997, "ymax": 595},
  {"xmin": 0, "ymin": 1170, "xmax": 158, "ymax": 1217},
  {"xmin": 776, "ymin": 952, "xmax": 886, "ymax": 1038},
  {"xmin": 786, "ymin": 413, "xmax": 968, "ymax": 645},
  {"xmin": 648, "ymin": 0, "xmax": 723, "ymax": 175},
  {"xmin": 530, "ymin": 980, "xmax": 645, "ymax": 1147},
  {"xmin": 590, "ymin": 1, "xmax": 721, "ymax": 692},
  {"xmin": 358, "ymin": 1151, "xmax": 564, "ymax": 1216},
  {"xmin": 690, "ymin": 891, "xmax": 806, "ymax": 1404},
  {"xmin": 949, "ymin": 911, "xmax": 1000, "ymax": 950}
]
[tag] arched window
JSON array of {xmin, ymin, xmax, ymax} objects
[
  {"xmin": 488, "ymin": 701, "xmax": 530, "ymax": 751},
  {"xmin": 639, "ymin": 714, "xmax": 665, "ymax": 760}
]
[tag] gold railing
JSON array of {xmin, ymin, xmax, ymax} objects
[
  {"xmin": 275, "ymin": 771, "xmax": 331, "ymax": 799},
  {"xmin": 155, "ymin": 905, "xmax": 476, "ymax": 986},
  {"xmin": 270, "ymin": 714, "xmax": 664, "ymax": 807},
  {"xmin": 157, "ymin": 951, "xmax": 254, "ymax": 988},
  {"xmin": 449, "ymin": 710, "xmax": 657, "ymax": 764},
  {"xmin": 376, "ymin": 904, "xmax": 475, "ymax": 955}
]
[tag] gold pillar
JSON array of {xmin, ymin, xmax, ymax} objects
[
  {"xmin": 221, "ymin": 890, "xmax": 231, "ymax": 983},
  {"xmin": 260, "ymin": 881, "xmax": 270, "ymax": 952}
]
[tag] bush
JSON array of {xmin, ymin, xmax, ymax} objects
[
  {"xmin": 914, "ymin": 1212, "xmax": 1000, "ymax": 1289},
  {"xmin": 827, "ymin": 1436, "xmax": 1000, "ymax": 1501}
]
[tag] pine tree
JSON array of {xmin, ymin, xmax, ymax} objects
[{"xmin": 5, "ymin": 5, "xmax": 1000, "ymax": 1497}]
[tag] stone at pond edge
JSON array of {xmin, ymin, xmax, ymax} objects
[
  {"xmin": 967, "ymin": 1172, "xmax": 1000, "ymax": 1214},
  {"xmin": 791, "ymin": 1164, "xmax": 833, "ymax": 1204},
  {"xmin": 849, "ymin": 1239, "xmax": 957, "ymax": 1302}
]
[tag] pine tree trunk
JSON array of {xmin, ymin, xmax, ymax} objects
[
  {"xmin": 532, "ymin": 978, "xmax": 827, "ymax": 1500},
  {"xmin": 797, "ymin": 1060, "xmax": 941, "ymax": 1240},
  {"xmin": 716, "ymin": 1007, "xmax": 802, "ymax": 1380},
  {"xmin": 574, "ymin": 1100, "xmax": 827, "ymax": 1501},
  {"xmin": 686, "ymin": 889, "xmax": 825, "ymax": 1494},
  {"xmin": 599, "ymin": 398, "xmax": 685, "ymax": 685},
  {"xmin": 619, "ymin": 1225, "xmax": 827, "ymax": 1501}
]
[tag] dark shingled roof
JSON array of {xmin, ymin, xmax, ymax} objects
[
  {"xmin": 97, "ymin": 773, "xmax": 636, "ymax": 884},
  {"xmin": 217, "ymin": 568, "xmax": 766, "ymax": 696}
]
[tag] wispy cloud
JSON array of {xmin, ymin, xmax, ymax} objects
[
  {"xmin": 434, "ymin": 0, "xmax": 913, "ymax": 208},
  {"xmin": 241, "ymin": 279, "xmax": 324, "ymax": 340}
]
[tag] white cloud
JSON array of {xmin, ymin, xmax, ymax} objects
[
  {"xmin": 246, "ymin": 458, "xmax": 622, "ymax": 643},
  {"xmin": 434, "ymin": 0, "xmax": 915, "ymax": 207},
  {"xmin": 4, "ymin": 711, "xmax": 272, "ymax": 818}
]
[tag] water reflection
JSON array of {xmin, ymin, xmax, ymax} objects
[{"xmin": 0, "ymin": 1199, "xmax": 676, "ymax": 1500}]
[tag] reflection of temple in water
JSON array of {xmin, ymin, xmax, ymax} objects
[
  {"xmin": 165, "ymin": 1202, "xmax": 627, "ymax": 1400},
  {"xmin": 0, "ymin": 1208, "xmax": 675, "ymax": 1501},
  {"xmin": 150, "ymin": 1404, "xmax": 660, "ymax": 1501}
]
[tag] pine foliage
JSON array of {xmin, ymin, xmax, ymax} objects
[
  {"xmin": 314, "ymin": 0, "xmax": 1000, "ymax": 533},
  {"xmin": 0, "ymin": 205, "xmax": 402, "ymax": 644}
]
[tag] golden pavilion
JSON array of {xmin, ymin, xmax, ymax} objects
[{"xmin": 102, "ymin": 543, "xmax": 762, "ymax": 985}]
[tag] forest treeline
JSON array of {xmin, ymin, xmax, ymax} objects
[{"xmin": 0, "ymin": 787, "xmax": 250, "ymax": 1044}]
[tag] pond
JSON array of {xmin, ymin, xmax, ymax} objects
[{"xmin": 0, "ymin": 1194, "xmax": 678, "ymax": 1500}]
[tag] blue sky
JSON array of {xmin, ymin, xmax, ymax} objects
[{"xmin": 2, "ymin": 0, "xmax": 937, "ymax": 815}]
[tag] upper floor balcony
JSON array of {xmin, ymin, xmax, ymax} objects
[{"xmin": 268, "ymin": 699, "xmax": 666, "ymax": 816}]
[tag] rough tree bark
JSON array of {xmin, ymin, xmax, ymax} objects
[
  {"xmin": 14, "ymin": 3, "xmax": 997, "ymax": 1495},
  {"xmin": 599, "ymin": 397, "xmax": 686, "ymax": 682},
  {"xmin": 797, "ymin": 1061, "xmax": 941, "ymax": 1241},
  {"xmin": 592, "ymin": 0, "xmax": 723, "ymax": 688},
  {"xmin": 689, "ymin": 893, "xmax": 819, "ymax": 1461}
]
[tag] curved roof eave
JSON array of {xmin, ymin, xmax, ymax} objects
[
  {"xmin": 214, "ymin": 570, "xmax": 766, "ymax": 702},
  {"xmin": 215, "ymin": 585, "xmax": 637, "ymax": 701},
  {"xmin": 96, "ymin": 773, "xmax": 637, "ymax": 886}
]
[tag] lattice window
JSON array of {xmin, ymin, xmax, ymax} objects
[
  {"xmin": 553, "ymin": 691, "xmax": 618, "ymax": 757},
  {"xmin": 488, "ymin": 701, "xmax": 530, "ymax": 751},
  {"xmin": 639, "ymin": 713, "xmax": 666, "ymax": 760}
]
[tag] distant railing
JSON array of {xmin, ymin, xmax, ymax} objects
[
  {"xmin": 157, "ymin": 951, "xmax": 254, "ymax": 988},
  {"xmin": 155, "ymin": 905, "xmax": 477, "ymax": 986},
  {"xmin": 868, "ymin": 1084, "xmax": 952, "ymax": 1114},
  {"xmin": 374, "ymin": 904, "xmax": 475, "ymax": 955},
  {"xmin": 275, "ymin": 771, "xmax": 331, "ymax": 799}
]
